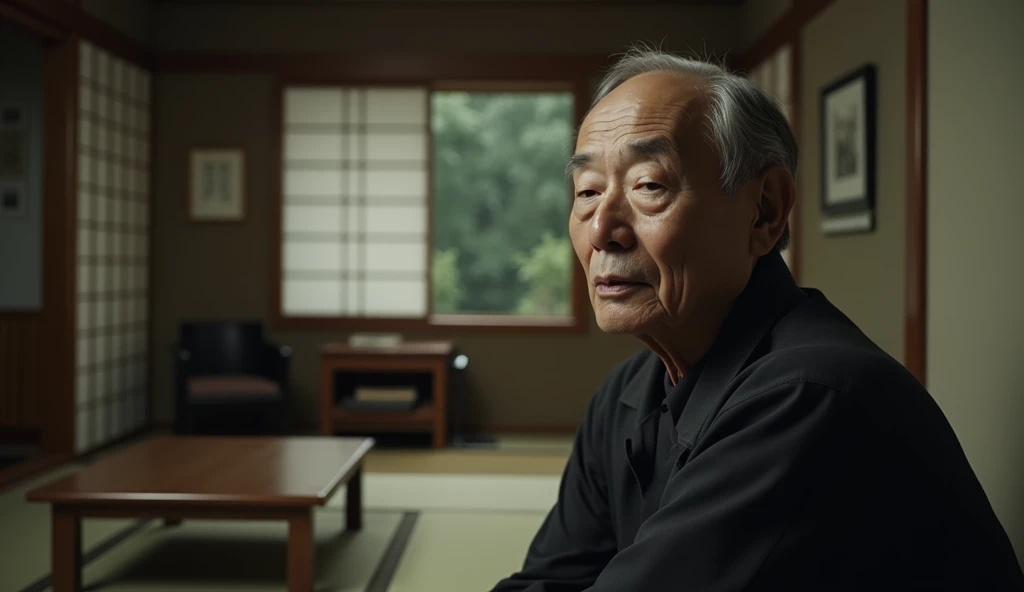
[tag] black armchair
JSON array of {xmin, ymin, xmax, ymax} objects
[{"xmin": 173, "ymin": 321, "xmax": 293, "ymax": 435}]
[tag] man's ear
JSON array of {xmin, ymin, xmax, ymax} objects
[{"xmin": 749, "ymin": 166, "xmax": 796, "ymax": 257}]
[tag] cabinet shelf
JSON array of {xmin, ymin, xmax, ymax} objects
[
  {"xmin": 320, "ymin": 341, "xmax": 452, "ymax": 448},
  {"xmin": 330, "ymin": 404, "xmax": 436, "ymax": 433}
]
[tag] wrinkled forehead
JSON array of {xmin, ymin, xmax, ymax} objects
[{"xmin": 576, "ymin": 71, "xmax": 708, "ymax": 156}]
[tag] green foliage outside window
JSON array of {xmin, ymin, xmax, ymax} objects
[{"xmin": 432, "ymin": 91, "xmax": 574, "ymax": 316}]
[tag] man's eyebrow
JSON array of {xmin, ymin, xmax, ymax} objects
[{"xmin": 565, "ymin": 152, "xmax": 592, "ymax": 177}]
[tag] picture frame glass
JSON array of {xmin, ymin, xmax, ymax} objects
[
  {"xmin": 190, "ymin": 150, "xmax": 244, "ymax": 220},
  {"xmin": 824, "ymin": 77, "xmax": 867, "ymax": 207}
]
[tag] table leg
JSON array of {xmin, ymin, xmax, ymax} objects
[
  {"xmin": 346, "ymin": 467, "xmax": 363, "ymax": 531},
  {"xmin": 51, "ymin": 506, "xmax": 81, "ymax": 592},
  {"xmin": 287, "ymin": 509, "xmax": 314, "ymax": 592}
]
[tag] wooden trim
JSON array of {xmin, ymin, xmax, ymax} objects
[
  {"xmin": 270, "ymin": 77, "xmax": 285, "ymax": 330},
  {"xmin": 0, "ymin": 319, "xmax": 44, "ymax": 432},
  {"xmin": 41, "ymin": 35, "xmax": 79, "ymax": 456},
  {"xmin": 147, "ymin": 60, "xmax": 156, "ymax": 429},
  {"xmin": 733, "ymin": 0, "xmax": 838, "ymax": 72},
  {"xmin": 0, "ymin": 0, "xmax": 75, "ymax": 36},
  {"xmin": 429, "ymin": 314, "xmax": 584, "ymax": 334},
  {"xmin": 72, "ymin": 10, "xmax": 152, "ymax": 67},
  {"xmin": 432, "ymin": 80, "xmax": 576, "ymax": 92},
  {"xmin": 424, "ymin": 85, "xmax": 436, "ymax": 333},
  {"xmin": 0, "ymin": 310, "xmax": 43, "ymax": 318},
  {"xmin": 274, "ymin": 316, "xmax": 433, "ymax": 332},
  {"xmin": 0, "ymin": 0, "xmax": 152, "ymax": 66},
  {"xmin": 905, "ymin": 0, "xmax": 927, "ymax": 384},
  {"xmin": 0, "ymin": 452, "xmax": 68, "ymax": 494},
  {"xmin": 0, "ymin": 2, "xmax": 65, "ymax": 40},
  {"xmin": 157, "ymin": 52, "xmax": 612, "ymax": 80}
]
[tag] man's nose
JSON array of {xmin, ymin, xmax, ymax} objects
[{"xmin": 589, "ymin": 188, "xmax": 636, "ymax": 252}]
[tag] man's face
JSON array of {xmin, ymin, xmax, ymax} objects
[{"xmin": 568, "ymin": 72, "xmax": 757, "ymax": 335}]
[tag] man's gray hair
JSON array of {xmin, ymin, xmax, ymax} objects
[{"xmin": 592, "ymin": 46, "xmax": 797, "ymax": 250}]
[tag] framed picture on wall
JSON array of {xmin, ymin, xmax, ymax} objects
[
  {"xmin": 189, "ymin": 148, "xmax": 245, "ymax": 222},
  {"xmin": 820, "ymin": 64, "xmax": 876, "ymax": 234}
]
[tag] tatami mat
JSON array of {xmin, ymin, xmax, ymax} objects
[
  {"xmin": 79, "ymin": 511, "xmax": 403, "ymax": 592},
  {"xmin": 389, "ymin": 511, "xmax": 546, "ymax": 592},
  {"xmin": 360, "ymin": 473, "xmax": 560, "ymax": 513},
  {"xmin": 364, "ymin": 435, "xmax": 572, "ymax": 476},
  {"xmin": 0, "ymin": 464, "xmax": 138, "ymax": 592},
  {"xmin": 365, "ymin": 450, "xmax": 569, "ymax": 476}
]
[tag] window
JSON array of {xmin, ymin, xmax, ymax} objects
[
  {"xmin": 282, "ymin": 87, "xmax": 429, "ymax": 319},
  {"xmin": 431, "ymin": 90, "xmax": 574, "ymax": 318},
  {"xmin": 276, "ymin": 82, "xmax": 583, "ymax": 331}
]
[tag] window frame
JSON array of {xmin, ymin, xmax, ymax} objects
[{"xmin": 271, "ymin": 57, "xmax": 601, "ymax": 334}]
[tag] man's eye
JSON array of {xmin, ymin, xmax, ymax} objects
[
  {"xmin": 576, "ymin": 189, "xmax": 599, "ymax": 199},
  {"xmin": 639, "ymin": 182, "xmax": 663, "ymax": 192}
]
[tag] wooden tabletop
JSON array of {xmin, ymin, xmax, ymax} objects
[{"xmin": 27, "ymin": 436, "xmax": 374, "ymax": 508}]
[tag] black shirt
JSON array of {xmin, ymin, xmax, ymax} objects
[{"xmin": 492, "ymin": 251, "xmax": 1024, "ymax": 591}]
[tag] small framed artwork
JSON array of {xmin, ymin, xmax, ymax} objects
[
  {"xmin": 0, "ymin": 182, "xmax": 27, "ymax": 219},
  {"xmin": 189, "ymin": 148, "xmax": 245, "ymax": 222},
  {"xmin": 820, "ymin": 64, "xmax": 876, "ymax": 234}
]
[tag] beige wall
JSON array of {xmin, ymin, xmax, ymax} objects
[
  {"xmin": 797, "ymin": 0, "xmax": 906, "ymax": 362},
  {"xmin": 742, "ymin": 0, "xmax": 791, "ymax": 48},
  {"xmin": 928, "ymin": 0, "xmax": 1024, "ymax": 563},
  {"xmin": 82, "ymin": 0, "xmax": 152, "ymax": 42}
]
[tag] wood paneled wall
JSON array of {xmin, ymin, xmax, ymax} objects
[{"xmin": 0, "ymin": 316, "xmax": 42, "ymax": 433}]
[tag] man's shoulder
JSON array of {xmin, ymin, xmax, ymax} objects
[{"xmin": 739, "ymin": 290, "xmax": 924, "ymax": 405}]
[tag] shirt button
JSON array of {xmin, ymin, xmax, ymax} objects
[{"xmin": 661, "ymin": 403, "xmax": 669, "ymax": 413}]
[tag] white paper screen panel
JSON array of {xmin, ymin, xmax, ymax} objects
[
  {"xmin": 282, "ymin": 85, "xmax": 429, "ymax": 318},
  {"xmin": 75, "ymin": 40, "xmax": 152, "ymax": 453}
]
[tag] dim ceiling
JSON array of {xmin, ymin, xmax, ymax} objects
[{"xmin": 156, "ymin": 0, "xmax": 743, "ymax": 5}]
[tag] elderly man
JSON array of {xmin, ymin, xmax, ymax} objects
[{"xmin": 492, "ymin": 48, "xmax": 1024, "ymax": 591}]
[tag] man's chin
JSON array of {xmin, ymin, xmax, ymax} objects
[
  {"xmin": 594, "ymin": 312, "xmax": 645, "ymax": 334},
  {"xmin": 592, "ymin": 297, "xmax": 663, "ymax": 334}
]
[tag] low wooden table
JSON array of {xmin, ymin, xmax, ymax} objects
[{"xmin": 27, "ymin": 436, "xmax": 374, "ymax": 592}]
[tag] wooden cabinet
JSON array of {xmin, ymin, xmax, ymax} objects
[{"xmin": 319, "ymin": 341, "xmax": 452, "ymax": 449}]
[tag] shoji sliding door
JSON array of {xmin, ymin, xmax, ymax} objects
[{"xmin": 75, "ymin": 40, "xmax": 151, "ymax": 453}]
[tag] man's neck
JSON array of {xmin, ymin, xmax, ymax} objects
[{"xmin": 638, "ymin": 299, "xmax": 735, "ymax": 386}]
